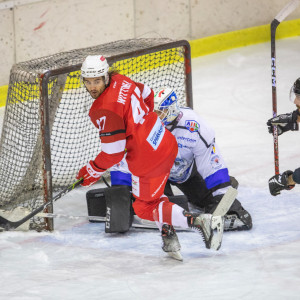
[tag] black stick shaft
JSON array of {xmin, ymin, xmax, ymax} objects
[
  {"xmin": 271, "ymin": 19, "xmax": 280, "ymax": 175},
  {"xmin": 270, "ymin": 0, "xmax": 300, "ymax": 175}
]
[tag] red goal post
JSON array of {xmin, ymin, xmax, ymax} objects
[{"xmin": 0, "ymin": 38, "xmax": 193, "ymax": 231}]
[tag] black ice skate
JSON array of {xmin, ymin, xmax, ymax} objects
[
  {"xmin": 161, "ymin": 224, "xmax": 182, "ymax": 261},
  {"xmin": 184, "ymin": 211, "xmax": 224, "ymax": 251}
]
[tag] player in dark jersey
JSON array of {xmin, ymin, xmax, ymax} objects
[{"xmin": 267, "ymin": 77, "xmax": 300, "ymax": 196}]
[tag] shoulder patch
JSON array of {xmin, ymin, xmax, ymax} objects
[{"xmin": 185, "ymin": 120, "xmax": 200, "ymax": 133}]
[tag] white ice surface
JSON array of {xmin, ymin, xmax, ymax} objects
[{"xmin": 1, "ymin": 37, "xmax": 300, "ymax": 300}]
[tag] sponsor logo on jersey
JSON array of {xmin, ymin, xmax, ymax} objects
[
  {"xmin": 211, "ymin": 144, "xmax": 216, "ymax": 154},
  {"xmin": 132, "ymin": 175, "xmax": 140, "ymax": 197},
  {"xmin": 96, "ymin": 116, "xmax": 106, "ymax": 132},
  {"xmin": 177, "ymin": 143, "xmax": 192, "ymax": 149},
  {"xmin": 210, "ymin": 154, "xmax": 222, "ymax": 170},
  {"xmin": 117, "ymin": 80, "xmax": 132, "ymax": 105},
  {"xmin": 169, "ymin": 157, "xmax": 192, "ymax": 183},
  {"xmin": 151, "ymin": 173, "xmax": 169, "ymax": 197},
  {"xmin": 147, "ymin": 118, "xmax": 165, "ymax": 150},
  {"xmin": 177, "ymin": 136, "xmax": 196, "ymax": 143},
  {"xmin": 185, "ymin": 120, "xmax": 200, "ymax": 133}
]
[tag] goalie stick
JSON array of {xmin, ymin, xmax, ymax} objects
[
  {"xmin": 0, "ymin": 178, "xmax": 83, "ymax": 231},
  {"xmin": 37, "ymin": 187, "xmax": 238, "ymax": 231},
  {"xmin": 212, "ymin": 186, "xmax": 237, "ymax": 216},
  {"xmin": 36, "ymin": 213, "xmax": 192, "ymax": 231},
  {"xmin": 271, "ymin": 0, "xmax": 300, "ymax": 175}
]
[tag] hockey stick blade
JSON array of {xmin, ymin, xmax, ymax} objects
[
  {"xmin": 0, "ymin": 178, "xmax": 83, "ymax": 231},
  {"xmin": 167, "ymin": 251, "xmax": 183, "ymax": 261},
  {"xmin": 212, "ymin": 186, "xmax": 237, "ymax": 217}
]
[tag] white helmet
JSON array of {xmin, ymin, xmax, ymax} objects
[
  {"xmin": 81, "ymin": 55, "xmax": 110, "ymax": 84},
  {"xmin": 154, "ymin": 88, "xmax": 179, "ymax": 125}
]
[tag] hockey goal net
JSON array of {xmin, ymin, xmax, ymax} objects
[{"xmin": 0, "ymin": 38, "xmax": 193, "ymax": 231}]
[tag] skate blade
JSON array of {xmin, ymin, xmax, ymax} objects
[
  {"xmin": 167, "ymin": 251, "xmax": 183, "ymax": 261},
  {"xmin": 210, "ymin": 216, "xmax": 224, "ymax": 251}
]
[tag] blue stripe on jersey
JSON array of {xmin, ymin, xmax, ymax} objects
[
  {"xmin": 110, "ymin": 171, "xmax": 132, "ymax": 186},
  {"xmin": 205, "ymin": 168, "xmax": 230, "ymax": 190}
]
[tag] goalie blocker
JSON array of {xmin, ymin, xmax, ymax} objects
[{"xmin": 86, "ymin": 186, "xmax": 189, "ymax": 233}]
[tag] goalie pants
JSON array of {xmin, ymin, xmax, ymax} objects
[
  {"xmin": 164, "ymin": 163, "xmax": 213, "ymax": 209},
  {"xmin": 165, "ymin": 165, "xmax": 252, "ymax": 226}
]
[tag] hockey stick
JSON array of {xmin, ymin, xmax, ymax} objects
[
  {"xmin": 0, "ymin": 178, "xmax": 83, "ymax": 231},
  {"xmin": 35, "ymin": 212, "xmax": 192, "ymax": 231},
  {"xmin": 102, "ymin": 176, "xmax": 111, "ymax": 188},
  {"xmin": 36, "ymin": 213, "xmax": 191, "ymax": 231},
  {"xmin": 37, "ymin": 187, "xmax": 238, "ymax": 231},
  {"xmin": 271, "ymin": 0, "xmax": 300, "ymax": 175},
  {"xmin": 212, "ymin": 186, "xmax": 237, "ymax": 217}
]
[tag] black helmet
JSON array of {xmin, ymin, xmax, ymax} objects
[
  {"xmin": 289, "ymin": 77, "xmax": 300, "ymax": 103},
  {"xmin": 293, "ymin": 78, "xmax": 300, "ymax": 95}
]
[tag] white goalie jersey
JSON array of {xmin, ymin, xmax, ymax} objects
[
  {"xmin": 166, "ymin": 107, "xmax": 230, "ymax": 192},
  {"xmin": 110, "ymin": 107, "xmax": 231, "ymax": 194}
]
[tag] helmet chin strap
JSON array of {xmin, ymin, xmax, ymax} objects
[{"xmin": 104, "ymin": 74, "xmax": 109, "ymax": 85}]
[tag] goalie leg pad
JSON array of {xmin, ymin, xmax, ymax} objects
[
  {"xmin": 86, "ymin": 189, "xmax": 107, "ymax": 220},
  {"xmin": 227, "ymin": 198, "xmax": 252, "ymax": 230},
  {"xmin": 105, "ymin": 186, "xmax": 133, "ymax": 233},
  {"xmin": 205, "ymin": 195, "xmax": 252, "ymax": 231},
  {"xmin": 86, "ymin": 186, "xmax": 133, "ymax": 233}
]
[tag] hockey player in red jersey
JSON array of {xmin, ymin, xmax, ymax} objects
[{"xmin": 77, "ymin": 55, "xmax": 224, "ymax": 260}]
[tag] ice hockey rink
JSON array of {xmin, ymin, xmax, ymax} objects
[{"xmin": 0, "ymin": 36, "xmax": 300, "ymax": 300}]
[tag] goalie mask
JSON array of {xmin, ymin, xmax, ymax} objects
[
  {"xmin": 289, "ymin": 77, "xmax": 300, "ymax": 104},
  {"xmin": 81, "ymin": 55, "xmax": 110, "ymax": 85},
  {"xmin": 154, "ymin": 88, "xmax": 179, "ymax": 125}
]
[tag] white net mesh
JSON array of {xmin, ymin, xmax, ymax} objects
[{"xmin": 0, "ymin": 38, "xmax": 192, "ymax": 230}]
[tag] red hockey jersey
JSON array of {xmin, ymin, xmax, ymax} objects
[{"xmin": 89, "ymin": 74, "xmax": 177, "ymax": 177}]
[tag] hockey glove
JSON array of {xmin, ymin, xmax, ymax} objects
[
  {"xmin": 268, "ymin": 170, "xmax": 295, "ymax": 196},
  {"xmin": 76, "ymin": 161, "xmax": 105, "ymax": 187},
  {"xmin": 267, "ymin": 110, "xmax": 299, "ymax": 136}
]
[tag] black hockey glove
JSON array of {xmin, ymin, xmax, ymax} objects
[
  {"xmin": 267, "ymin": 109, "xmax": 299, "ymax": 136},
  {"xmin": 268, "ymin": 170, "xmax": 295, "ymax": 196}
]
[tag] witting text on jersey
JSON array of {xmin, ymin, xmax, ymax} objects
[{"xmin": 117, "ymin": 80, "xmax": 132, "ymax": 104}]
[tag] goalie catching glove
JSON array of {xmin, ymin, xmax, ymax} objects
[
  {"xmin": 268, "ymin": 170, "xmax": 295, "ymax": 196},
  {"xmin": 267, "ymin": 109, "xmax": 299, "ymax": 136},
  {"xmin": 77, "ymin": 161, "xmax": 105, "ymax": 186}
]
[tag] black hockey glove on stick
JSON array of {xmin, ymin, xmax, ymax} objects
[
  {"xmin": 268, "ymin": 170, "xmax": 295, "ymax": 196},
  {"xmin": 0, "ymin": 178, "xmax": 83, "ymax": 231},
  {"xmin": 267, "ymin": 109, "xmax": 299, "ymax": 136}
]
